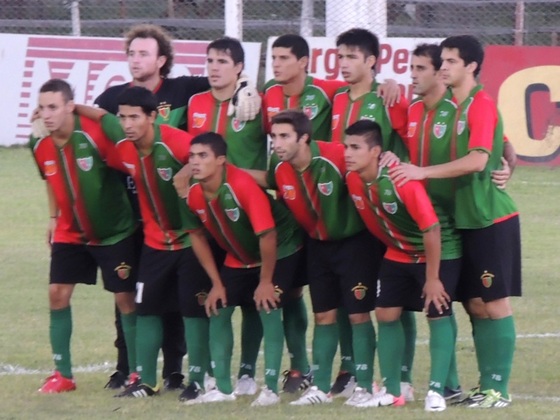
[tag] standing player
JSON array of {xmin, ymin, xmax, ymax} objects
[
  {"xmin": 391, "ymin": 35, "xmax": 521, "ymax": 408},
  {"xmin": 31, "ymin": 79, "xmax": 138, "ymax": 393},
  {"xmin": 344, "ymin": 120, "xmax": 460, "ymax": 411},
  {"xmin": 183, "ymin": 132, "xmax": 304, "ymax": 406}
]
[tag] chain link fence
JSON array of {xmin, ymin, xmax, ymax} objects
[{"xmin": 1, "ymin": 0, "xmax": 558, "ymax": 46}]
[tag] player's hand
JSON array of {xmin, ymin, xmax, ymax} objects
[
  {"xmin": 253, "ymin": 281, "xmax": 280, "ymax": 313},
  {"xmin": 32, "ymin": 118, "xmax": 50, "ymax": 139},
  {"xmin": 172, "ymin": 164, "xmax": 192, "ymax": 198},
  {"xmin": 205, "ymin": 284, "xmax": 227, "ymax": 317},
  {"xmin": 389, "ymin": 163, "xmax": 425, "ymax": 187},
  {"xmin": 422, "ymin": 278, "xmax": 450, "ymax": 315},
  {"xmin": 491, "ymin": 157, "xmax": 511, "ymax": 190},
  {"xmin": 376, "ymin": 78, "xmax": 401, "ymax": 107},
  {"xmin": 46, "ymin": 217, "xmax": 57, "ymax": 248},
  {"xmin": 228, "ymin": 74, "xmax": 262, "ymax": 122},
  {"xmin": 379, "ymin": 151, "xmax": 400, "ymax": 168}
]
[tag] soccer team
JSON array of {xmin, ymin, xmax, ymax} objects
[{"xmin": 30, "ymin": 23, "xmax": 521, "ymax": 412}]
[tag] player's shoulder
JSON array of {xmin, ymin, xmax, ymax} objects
[
  {"xmin": 159, "ymin": 124, "xmax": 192, "ymax": 143},
  {"xmin": 95, "ymin": 83, "xmax": 130, "ymax": 109},
  {"xmin": 264, "ymin": 78, "xmax": 282, "ymax": 92}
]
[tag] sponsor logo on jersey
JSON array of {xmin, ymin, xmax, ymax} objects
[
  {"xmin": 124, "ymin": 162, "xmax": 135, "ymax": 177},
  {"xmin": 274, "ymin": 286, "xmax": 283, "ymax": 299},
  {"xmin": 225, "ymin": 207, "xmax": 240, "ymax": 222},
  {"xmin": 282, "ymin": 185, "xmax": 296, "ymax": 200},
  {"xmin": 196, "ymin": 208, "xmax": 207, "ymax": 223},
  {"xmin": 195, "ymin": 291, "xmax": 208, "ymax": 306},
  {"xmin": 383, "ymin": 201, "xmax": 398, "ymax": 214},
  {"xmin": 267, "ymin": 106, "xmax": 280, "ymax": 121},
  {"xmin": 481, "ymin": 270, "xmax": 494, "ymax": 288},
  {"xmin": 332, "ymin": 114, "xmax": 340, "ymax": 130},
  {"xmin": 305, "ymin": 95, "xmax": 315, "ymax": 101},
  {"xmin": 78, "ymin": 143, "xmax": 88, "ymax": 150},
  {"xmin": 408, "ymin": 122, "xmax": 417, "ymax": 138},
  {"xmin": 351, "ymin": 194, "xmax": 365, "ymax": 210},
  {"xmin": 384, "ymin": 189, "xmax": 393, "ymax": 196},
  {"xmin": 367, "ymin": 103, "xmax": 376, "ymax": 110},
  {"xmin": 193, "ymin": 112, "xmax": 207, "ymax": 129},
  {"xmin": 439, "ymin": 110, "xmax": 449, "ymax": 117},
  {"xmin": 360, "ymin": 115, "xmax": 376, "ymax": 122},
  {"xmin": 77, "ymin": 156, "xmax": 93, "ymax": 171},
  {"xmin": 157, "ymin": 167, "xmax": 172, "ymax": 181},
  {"xmin": 232, "ymin": 118, "xmax": 246, "ymax": 132},
  {"xmin": 318, "ymin": 181, "xmax": 333, "ymax": 196},
  {"xmin": 351, "ymin": 282, "xmax": 368, "ymax": 300},
  {"xmin": 457, "ymin": 120, "xmax": 466, "ymax": 135},
  {"xmin": 114, "ymin": 262, "xmax": 131, "ymax": 280},
  {"xmin": 433, "ymin": 123, "xmax": 447, "ymax": 139},
  {"xmin": 157, "ymin": 103, "xmax": 171, "ymax": 121},
  {"xmin": 44, "ymin": 160, "xmax": 57, "ymax": 176},
  {"xmin": 303, "ymin": 104, "xmax": 318, "ymax": 120}
]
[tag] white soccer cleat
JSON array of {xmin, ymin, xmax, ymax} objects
[
  {"xmin": 425, "ymin": 390, "xmax": 447, "ymax": 412},
  {"xmin": 251, "ymin": 386, "xmax": 280, "ymax": 407},
  {"xmin": 233, "ymin": 374, "xmax": 258, "ymax": 395},
  {"xmin": 185, "ymin": 388, "xmax": 236, "ymax": 405},
  {"xmin": 400, "ymin": 381, "xmax": 415, "ymax": 402},
  {"xmin": 204, "ymin": 373, "xmax": 216, "ymax": 392},
  {"xmin": 290, "ymin": 386, "xmax": 333, "ymax": 405},
  {"xmin": 356, "ymin": 387, "xmax": 406, "ymax": 407},
  {"xmin": 330, "ymin": 372, "xmax": 357, "ymax": 399},
  {"xmin": 344, "ymin": 386, "xmax": 374, "ymax": 406}
]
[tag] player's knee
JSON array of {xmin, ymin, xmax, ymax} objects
[
  {"xmin": 374, "ymin": 307, "xmax": 401, "ymax": 323},
  {"xmin": 484, "ymin": 297, "xmax": 513, "ymax": 319},
  {"xmin": 465, "ymin": 298, "xmax": 488, "ymax": 319},
  {"xmin": 314, "ymin": 309, "xmax": 337, "ymax": 325},
  {"xmin": 348, "ymin": 312, "xmax": 371, "ymax": 324},
  {"xmin": 48, "ymin": 284, "xmax": 73, "ymax": 309},
  {"xmin": 115, "ymin": 292, "xmax": 136, "ymax": 314}
]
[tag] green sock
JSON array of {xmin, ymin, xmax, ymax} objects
[
  {"xmin": 377, "ymin": 320, "xmax": 404, "ymax": 396},
  {"xmin": 210, "ymin": 306, "xmax": 235, "ymax": 394},
  {"xmin": 183, "ymin": 317, "xmax": 210, "ymax": 385},
  {"xmin": 445, "ymin": 312, "xmax": 460, "ymax": 389},
  {"xmin": 238, "ymin": 306, "xmax": 262, "ymax": 378},
  {"xmin": 260, "ymin": 309, "xmax": 284, "ymax": 393},
  {"xmin": 282, "ymin": 296, "xmax": 309, "ymax": 373},
  {"xmin": 472, "ymin": 317, "xmax": 488, "ymax": 388},
  {"xmin": 400, "ymin": 310, "xmax": 416, "ymax": 383},
  {"xmin": 50, "ymin": 306, "xmax": 73, "ymax": 378},
  {"xmin": 351, "ymin": 321, "xmax": 376, "ymax": 392},
  {"xmin": 312, "ymin": 323, "xmax": 339, "ymax": 393},
  {"xmin": 120, "ymin": 312, "xmax": 137, "ymax": 375},
  {"xmin": 428, "ymin": 316, "xmax": 455, "ymax": 395},
  {"xmin": 337, "ymin": 308, "xmax": 355, "ymax": 375},
  {"xmin": 135, "ymin": 315, "xmax": 163, "ymax": 388}
]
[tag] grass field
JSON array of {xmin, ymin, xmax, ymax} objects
[{"xmin": 1, "ymin": 146, "xmax": 559, "ymax": 419}]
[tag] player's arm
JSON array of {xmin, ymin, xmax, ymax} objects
[
  {"xmin": 173, "ymin": 164, "xmax": 192, "ymax": 198},
  {"xmin": 376, "ymin": 78, "xmax": 401, "ymax": 107},
  {"xmin": 254, "ymin": 229, "xmax": 278, "ymax": 313},
  {"xmin": 421, "ymin": 224, "xmax": 450, "ymax": 314},
  {"xmin": 242, "ymin": 168, "xmax": 270, "ymax": 189},
  {"xmin": 74, "ymin": 104, "xmax": 107, "ymax": 121},
  {"xmin": 492, "ymin": 139, "xmax": 516, "ymax": 189},
  {"xmin": 46, "ymin": 182, "xmax": 58, "ymax": 247}
]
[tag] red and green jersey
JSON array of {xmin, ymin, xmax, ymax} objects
[
  {"xmin": 346, "ymin": 167, "xmax": 442, "ymax": 263},
  {"xmin": 188, "ymin": 90, "xmax": 267, "ymax": 170},
  {"xmin": 185, "ymin": 164, "xmax": 302, "ymax": 268},
  {"xmin": 453, "ymin": 85, "xmax": 518, "ymax": 228},
  {"xmin": 102, "ymin": 115, "xmax": 198, "ymax": 251},
  {"xmin": 266, "ymin": 141, "xmax": 364, "ymax": 241},
  {"xmin": 263, "ymin": 76, "xmax": 346, "ymax": 141},
  {"xmin": 331, "ymin": 82, "xmax": 409, "ymax": 159},
  {"xmin": 407, "ymin": 90, "xmax": 462, "ymax": 259},
  {"xmin": 30, "ymin": 115, "xmax": 136, "ymax": 246}
]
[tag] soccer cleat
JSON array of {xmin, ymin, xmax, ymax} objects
[
  {"xmin": 185, "ymin": 388, "xmax": 236, "ymax": 405},
  {"xmin": 330, "ymin": 371, "xmax": 357, "ymax": 398},
  {"xmin": 453, "ymin": 386, "xmax": 484, "ymax": 405},
  {"xmin": 251, "ymin": 386, "xmax": 281, "ymax": 407},
  {"xmin": 290, "ymin": 386, "xmax": 333, "ymax": 405},
  {"xmin": 204, "ymin": 373, "xmax": 216, "ymax": 392},
  {"xmin": 38, "ymin": 371, "xmax": 76, "ymax": 394},
  {"xmin": 281, "ymin": 369, "xmax": 313, "ymax": 393},
  {"xmin": 115, "ymin": 382, "xmax": 159, "ymax": 398},
  {"xmin": 444, "ymin": 385, "xmax": 463, "ymax": 401},
  {"xmin": 104, "ymin": 370, "xmax": 127, "ymax": 390},
  {"xmin": 356, "ymin": 387, "xmax": 406, "ymax": 407},
  {"xmin": 400, "ymin": 381, "xmax": 415, "ymax": 402},
  {"xmin": 163, "ymin": 372, "xmax": 185, "ymax": 390},
  {"xmin": 425, "ymin": 390, "xmax": 447, "ymax": 412},
  {"xmin": 233, "ymin": 374, "xmax": 258, "ymax": 395},
  {"xmin": 127, "ymin": 372, "xmax": 141, "ymax": 387},
  {"xmin": 468, "ymin": 389, "xmax": 512, "ymax": 408},
  {"xmin": 179, "ymin": 381, "xmax": 202, "ymax": 402},
  {"xmin": 344, "ymin": 386, "xmax": 374, "ymax": 406}
]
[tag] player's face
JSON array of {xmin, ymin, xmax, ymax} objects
[
  {"xmin": 272, "ymin": 47, "xmax": 307, "ymax": 84},
  {"xmin": 118, "ymin": 105, "xmax": 155, "ymax": 143},
  {"xmin": 189, "ymin": 143, "xmax": 225, "ymax": 181},
  {"xmin": 440, "ymin": 48, "xmax": 469, "ymax": 88},
  {"xmin": 337, "ymin": 44, "xmax": 375, "ymax": 84},
  {"xmin": 344, "ymin": 134, "xmax": 379, "ymax": 173},
  {"xmin": 270, "ymin": 123, "xmax": 303, "ymax": 162},
  {"xmin": 127, "ymin": 37, "xmax": 166, "ymax": 82},
  {"xmin": 410, "ymin": 54, "xmax": 440, "ymax": 96},
  {"xmin": 206, "ymin": 49, "xmax": 243, "ymax": 91},
  {"xmin": 38, "ymin": 91, "xmax": 74, "ymax": 132}
]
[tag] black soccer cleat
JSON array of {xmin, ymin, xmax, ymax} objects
[
  {"xmin": 115, "ymin": 382, "xmax": 159, "ymax": 398},
  {"xmin": 179, "ymin": 381, "xmax": 202, "ymax": 402},
  {"xmin": 281, "ymin": 369, "xmax": 313, "ymax": 393},
  {"xmin": 163, "ymin": 372, "xmax": 185, "ymax": 390},
  {"xmin": 104, "ymin": 371, "xmax": 127, "ymax": 390}
]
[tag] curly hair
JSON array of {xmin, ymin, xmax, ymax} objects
[{"xmin": 124, "ymin": 24, "xmax": 174, "ymax": 78}]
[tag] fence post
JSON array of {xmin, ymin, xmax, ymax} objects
[
  {"xmin": 71, "ymin": 0, "xmax": 81, "ymax": 36},
  {"xmin": 225, "ymin": 0, "xmax": 243, "ymax": 40},
  {"xmin": 326, "ymin": 0, "xmax": 387, "ymax": 38},
  {"xmin": 301, "ymin": 0, "xmax": 314, "ymax": 37}
]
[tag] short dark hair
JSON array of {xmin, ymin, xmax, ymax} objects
[
  {"xmin": 440, "ymin": 35, "xmax": 484, "ymax": 77},
  {"xmin": 272, "ymin": 34, "xmax": 310, "ymax": 59},
  {"xmin": 207, "ymin": 37, "xmax": 245, "ymax": 66},
  {"xmin": 39, "ymin": 79, "xmax": 74, "ymax": 102},
  {"xmin": 191, "ymin": 132, "xmax": 228, "ymax": 158},
  {"xmin": 413, "ymin": 43, "xmax": 442, "ymax": 71},
  {"xmin": 345, "ymin": 120, "xmax": 382, "ymax": 149},
  {"xmin": 125, "ymin": 24, "xmax": 174, "ymax": 78},
  {"xmin": 336, "ymin": 28, "xmax": 380, "ymax": 61},
  {"xmin": 271, "ymin": 110, "xmax": 313, "ymax": 144},
  {"xmin": 117, "ymin": 86, "xmax": 158, "ymax": 115}
]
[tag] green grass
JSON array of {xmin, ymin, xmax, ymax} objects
[{"xmin": 1, "ymin": 147, "xmax": 559, "ymax": 419}]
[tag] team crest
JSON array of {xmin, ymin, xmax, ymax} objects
[
  {"xmin": 352, "ymin": 283, "xmax": 368, "ymax": 300},
  {"xmin": 267, "ymin": 106, "xmax": 280, "ymax": 121},
  {"xmin": 282, "ymin": 185, "xmax": 296, "ymax": 200},
  {"xmin": 457, "ymin": 120, "xmax": 466, "ymax": 135},
  {"xmin": 157, "ymin": 103, "xmax": 171, "ymax": 121},
  {"xmin": 232, "ymin": 118, "xmax": 246, "ymax": 132},
  {"xmin": 196, "ymin": 209, "xmax": 207, "ymax": 223},
  {"xmin": 274, "ymin": 286, "xmax": 284, "ymax": 299},
  {"xmin": 481, "ymin": 271, "xmax": 494, "ymax": 288},
  {"xmin": 351, "ymin": 194, "xmax": 365, "ymax": 210},
  {"xmin": 225, "ymin": 207, "xmax": 240, "ymax": 222},
  {"xmin": 114, "ymin": 262, "xmax": 132, "ymax": 280},
  {"xmin": 192, "ymin": 112, "xmax": 207, "ymax": 129},
  {"xmin": 332, "ymin": 114, "xmax": 340, "ymax": 130},
  {"xmin": 407, "ymin": 122, "xmax": 417, "ymax": 138},
  {"xmin": 360, "ymin": 115, "xmax": 376, "ymax": 122},
  {"xmin": 157, "ymin": 168, "xmax": 172, "ymax": 181},
  {"xmin": 433, "ymin": 123, "xmax": 447, "ymax": 139},
  {"xmin": 124, "ymin": 162, "xmax": 136, "ymax": 177},
  {"xmin": 44, "ymin": 160, "xmax": 57, "ymax": 176},
  {"xmin": 318, "ymin": 181, "xmax": 333, "ymax": 196},
  {"xmin": 195, "ymin": 292, "xmax": 208, "ymax": 306},
  {"xmin": 383, "ymin": 201, "xmax": 398, "ymax": 214},
  {"xmin": 303, "ymin": 105, "xmax": 318, "ymax": 120},
  {"xmin": 77, "ymin": 156, "xmax": 93, "ymax": 171}
]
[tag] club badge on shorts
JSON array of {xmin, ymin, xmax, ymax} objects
[
  {"xmin": 274, "ymin": 286, "xmax": 283, "ymax": 299},
  {"xmin": 352, "ymin": 283, "xmax": 368, "ymax": 300},
  {"xmin": 196, "ymin": 291, "xmax": 208, "ymax": 306},
  {"xmin": 481, "ymin": 270, "xmax": 494, "ymax": 288},
  {"xmin": 115, "ymin": 262, "xmax": 132, "ymax": 280}
]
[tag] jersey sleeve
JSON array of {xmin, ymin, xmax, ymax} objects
[
  {"xmin": 234, "ymin": 170, "xmax": 276, "ymax": 236},
  {"xmin": 316, "ymin": 79, "xmax": 347, "ymax": 101},
  {"xmin": 387, "ymin": 95, "xmax": 410, "ymax": 141},
  {"xmin": 160, "ymin": 125, "xmax": 193, "ymax": 164},
  {"xmin": 467, "ymin": 94, "xmax": 498, "ymax": 153},
  {"xmin": 180, "ymin": 196, "xmax": 203, "ymax": 232},
  {"xmin": 395, "ymin": 180, "xmax": 439, "ymax": 232},
  {"xmin": 101, "ymin": 114, "xmax": 125, "ymax": 144},
  {"xmin": 266, "ymin": 153, "xmax": 280, "ymax": 189},
  {"xmin": 29, "ymin": 136, "xmax": 46, "ymax": 179}
]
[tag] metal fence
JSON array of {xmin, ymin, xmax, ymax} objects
[{"xmin": 1, "ymin": 0, "xmax": 558, "ymax": 46}]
